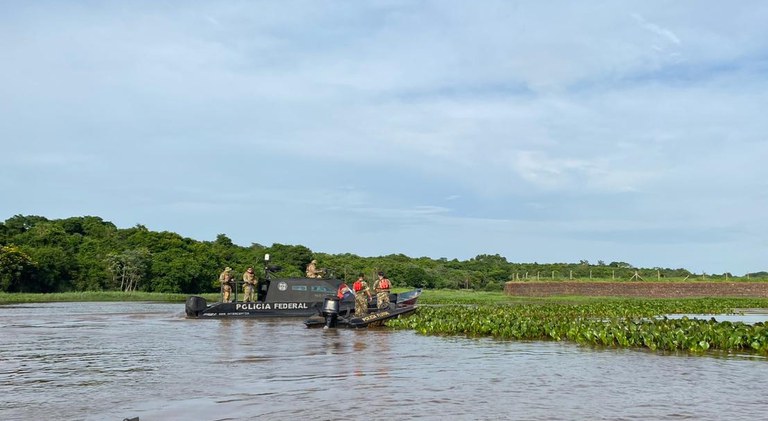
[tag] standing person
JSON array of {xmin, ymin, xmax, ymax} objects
[
  {"xmin": 352, "ymin": 273, "xmax": 372, "ymax": 315},
  {"xmin": 218, "ymin": 267, "xmax": 234, "ymax": 303},
  {"xmin": 373, "ymin": 271, "xmax": 392, "ymax": 310},
  {"xmin": 242, "ymin": 266, "xmax": 258, "ymax": 302},
  {"xmin": 306, "ymin": 259, "xmax": 323, "ymax": 278}
]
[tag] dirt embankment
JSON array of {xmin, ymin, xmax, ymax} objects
[{"xmin": 504, "ymin": 282, "xmax": 768, "ymax": 298}]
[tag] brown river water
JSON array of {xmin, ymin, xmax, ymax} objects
[{"xmin": 1, "ymin": 302, "xmax": 768, "ymax": 421}]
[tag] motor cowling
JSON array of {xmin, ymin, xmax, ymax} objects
[
  {"xmin": 322, "ymin": 296, "xmax": 340, "ymax": 328},
  {"xmin": 185, "ymin": 296, "xmax": 207, "ymax": 317}
]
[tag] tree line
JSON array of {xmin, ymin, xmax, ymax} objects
[{"xmin": 0, "ymin": 215, "xmax": 763, "ymax": 294}]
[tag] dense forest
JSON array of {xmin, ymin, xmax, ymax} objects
[{"xmin": 1, "ymin": 215, "xmax": 764, "ymax": 294}]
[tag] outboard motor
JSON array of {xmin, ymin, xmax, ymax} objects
[
  {"xmin": 185, "ymin": 296, "xmax": 207, "ymax": 317},
  {"xmin": 322, "ymin": 296, "xmax": 340, "ymax": 328}
]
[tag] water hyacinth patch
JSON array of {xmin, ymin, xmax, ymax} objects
[{"xmin": 388, "ymin": 298, "xmax": 768, "ymax": 355}]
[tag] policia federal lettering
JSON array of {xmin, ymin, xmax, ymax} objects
[{"xmin": 236, "ymin": 302, "xmax": 310, "ymax": 311}]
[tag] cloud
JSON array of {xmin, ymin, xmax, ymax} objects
[
  {"xmin": 632, "ymin": 13, "xmax": 682, "ymax": 45},
  {"xmin": 2, "ymin": 1, "xmax": 768, "ymax": 274}
]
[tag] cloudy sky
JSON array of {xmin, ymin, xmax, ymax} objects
[{"xmin": 1, "ymin": 1, "xmax": 766, "ymax": 275}]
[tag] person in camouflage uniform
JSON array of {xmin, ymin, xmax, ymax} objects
[
  {"xmin": 352, "ymin": 273, "xmax": 372, "ymax": 316},
  {"xmin": 306, "ymin": 259, "xmax": 323, "ymax": 278},
  {"xmin": 219, "ymin": 267, "xmax": 234, "ymax": 303},
  {"xmin": 242, "ymin": 267, "xmax": 258, "ymax": 302},
  {"xmin": 373, "ymin": 271, "xmax": 392, "ymax": 310}
]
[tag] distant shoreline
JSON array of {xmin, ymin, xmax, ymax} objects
[{"xmin": 0, "ymin": 291, "xmax": 218, "ymax": 305}]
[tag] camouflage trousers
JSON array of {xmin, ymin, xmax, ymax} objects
[
  {"xmin": 376, "ymin": 291, "xmax": 390, "ymax": 309},
  {"xmin": 222, "ymin": 284, "xmax": 232, "ymax": 303},
  {"xmin": 354, "ymin": 294, "xmax": 369, "ymax": 315},
  {"xmin": 242, "ymin": 284, "xmax": 255, "ymax": 302}
]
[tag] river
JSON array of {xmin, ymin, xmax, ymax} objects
[{"xmin": 1, "ymin": 302, "xmax": 767, "ymax": 420}]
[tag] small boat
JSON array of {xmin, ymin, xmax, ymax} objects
[{"xmin": 303, "ymin": 289, "xmax": 422, "ymax": 329}]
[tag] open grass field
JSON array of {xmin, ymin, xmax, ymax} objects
[
  {"xmin": 416, "ymin": 288, "xmax": 614, "ymax": 305},
  {"xmin": 417, "ymin": 288, "xmax": 768, "ymax": 307}
]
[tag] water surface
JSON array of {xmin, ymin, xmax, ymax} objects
[{"xmin": 1, "ymin": 302, "xmax": 767, "ymax": 420}]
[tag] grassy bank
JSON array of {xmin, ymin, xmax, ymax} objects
[
  {"xmin": 0, "ymin": 291, "xmax": 216, "ymax": 304},
  {"xmin": 5, "ymin": 287, "xmax": 768, "ymax": 307},
  {"xmin": 0, "ymin": 288, "xmax": 533, "ymax": 305}
]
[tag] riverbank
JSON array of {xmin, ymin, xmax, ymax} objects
[
  {"xmin": 0, "ymin": 289, "xmax": 625, "ymax": 306},
  {"xmin": 6, "ymin": 284, "xmax": 768, "ymax": 306},
  {"xmin": 0, "ymin": 291, "xmax": 219, "ymax": 304}
]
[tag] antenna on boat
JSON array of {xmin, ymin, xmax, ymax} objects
[{"xmin": 264, "ymin": 253, "xmax": 270, "ymax": 280}]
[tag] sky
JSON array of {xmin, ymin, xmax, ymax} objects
[{"xmin": 1, "ymin": 1, "xmax": 767, "ymax": 275}]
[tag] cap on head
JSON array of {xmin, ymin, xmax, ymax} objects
[
  {"xmin": 377, "ymin": 271, "xmax": 385, "ymax": 277},
  {"xmin": 225, "ymin": 267, "xmax": 232, "ymax": 271}
]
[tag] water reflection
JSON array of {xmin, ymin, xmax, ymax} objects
[
  {"xmin": 2, "ymin": 302, "xmax": 768, "ymax": 421},
  {"xmin": 663, "ymin": 311, "xmax": 768, "ymax": 324}
]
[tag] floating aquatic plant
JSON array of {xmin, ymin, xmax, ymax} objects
[{"xmin": 389, "ymin": 298, "xmax": 768, "ymax": 355}]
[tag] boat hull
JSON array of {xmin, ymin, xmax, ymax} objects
[
  {"xmin": 188, "ymin": 300, "xmax": 321, "ymax": 317},
  {"xmin": 304, "ymin": 304, "xmax": 418, "ymax": 328}
]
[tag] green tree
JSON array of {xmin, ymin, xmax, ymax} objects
[
  {"xmin": 265, "ymin": 243, "xmax": 313, "ymax": 277},
  {"xmin": 3, "ymin": 215, "xmax": 49, "ymax": 236},
  {"xmin": 214, "ymin": 233, "xmax": 234, "ymax": 247},
  {"xmin": 26, "ymin": 246, "xmax": 74, "ymax": 292},
  {"xmin": 72, "ymin": 239, "xmax": 107, "ymax": 290},
  {"xmin": 107, "ymin": 248, "xmax": 151, "ymax": 292},
  {"xmin": 397, "ymin": 264, "xmax": 436, "ymax": 289},
  {"xmin": 0, "ymin": 245, "xmax": 36, "ymax": 292},
  {"xmin": 0, "ymin": 223, "xmax": 8, "ymax": 245}
]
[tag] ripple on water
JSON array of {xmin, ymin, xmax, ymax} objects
[{"xmin": 2, "ymin": 303, "xmax": 768, "ymax": 421}]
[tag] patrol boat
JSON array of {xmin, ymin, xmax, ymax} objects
[
  {"xmin": 185, "ymin": 277, "xmax": 421, "ymax": 320},
  {"xmin": 185, "ymin": 256, "xmax": 421, "ymax": 319},
  {"xmin": 186, "ymin": 275, "xmax": 343, "ymax": 318}
]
